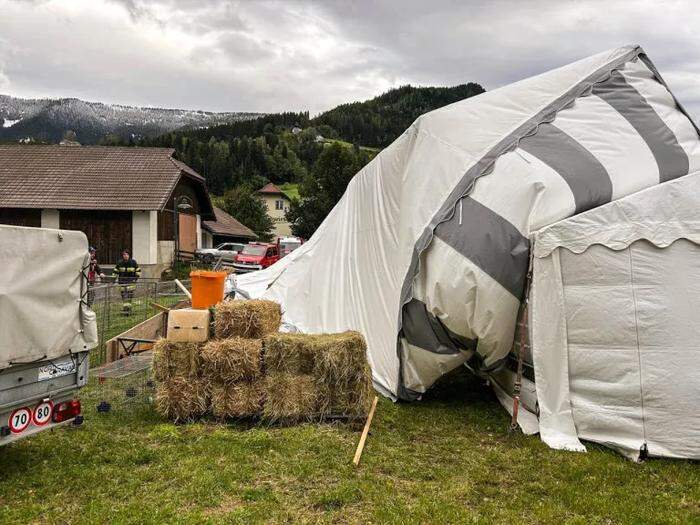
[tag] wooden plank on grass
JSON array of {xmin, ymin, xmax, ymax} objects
[{"xmin": 353, "ymin": 396, "xmax": 378, "ymax": 466}]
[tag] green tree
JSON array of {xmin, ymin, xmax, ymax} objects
[
  {"xmin": 287, "ymin": 142, "xmax": 369, "ymax": 239},
  {"xmin": 220, "ymin": 184, "xmax": 274, "ymax": 242}
]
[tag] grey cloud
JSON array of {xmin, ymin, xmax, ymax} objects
[{"xmin": 0, "ymin": 0, "xmax": 698, "ymax": 122}]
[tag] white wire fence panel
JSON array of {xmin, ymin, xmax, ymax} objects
[{"xmin": 90, "ymin": 280, "xmax": 191, "ymax": 368}]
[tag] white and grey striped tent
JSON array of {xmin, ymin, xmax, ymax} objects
[{"xmin": 237, "ymin": 45, "xmax": 700, "ymax": 459}]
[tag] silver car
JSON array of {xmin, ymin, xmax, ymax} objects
[{"xmin": 195, "ymin": 242, "xmax": 245, "ymax": 264}]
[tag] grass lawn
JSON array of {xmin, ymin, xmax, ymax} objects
[
  {"xmin": 0, "ymin": 370, "xmax": 697, "ymax": 524},
  {"xmin": 279, "ymin": 183, "xmax": 300, "ymax": 202}
]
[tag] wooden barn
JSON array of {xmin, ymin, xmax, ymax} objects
[{"xmin": 0, "ymin": 145, "xmax": 216, "ymax": 277}]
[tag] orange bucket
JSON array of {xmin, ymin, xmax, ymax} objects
[{"xmin": 189, "ymin": 270, "xmax": 227, "ymax": 309}]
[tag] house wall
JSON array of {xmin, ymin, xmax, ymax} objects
[
  {"xmin": 203, "ymin": 230, "xmax": 214, "ymax": 249},
  {"xmin": 132, "ymin": 211, "xmax": 158, "ymax": 265},
  {"xmin": 260, "ymin": 193, "xmax": 292, "ymax": 238}
]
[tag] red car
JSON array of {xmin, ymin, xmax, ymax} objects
[{"xmin": 232, "ymin": 242, "xmax": 280, "ymax": 273}]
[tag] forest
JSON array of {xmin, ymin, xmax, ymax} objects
[{"xmin": 121, "ymin": 83, "xmax": 485, "ymax": 238}]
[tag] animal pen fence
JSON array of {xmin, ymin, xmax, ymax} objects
[{"xmin": 90, "ymin": 279, "xmax": 191, "ymax": 368}]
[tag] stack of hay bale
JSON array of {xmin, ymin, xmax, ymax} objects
[
  {"xmin": 152, "ymin": 341, "xmax": 208, "ymax": 423},
  {"xmin": 152, "ymin": 299, "xmax": 372, "ymax": 425},
  {"xmin": 264, "ymin": 332, "xmax": 373, "ymax": 424}
]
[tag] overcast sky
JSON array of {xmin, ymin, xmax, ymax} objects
[{"xmin": 0, "ymin": 0, "xmax": 698, "ymax": 121}]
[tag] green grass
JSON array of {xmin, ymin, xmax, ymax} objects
[
  {"xmin": 0, "ymin": 371, "xmax": 697, "ymax": 524},
  {"xmin": 278, "ymin": 183, "xmax": 300, "ymax": 202},
  {"xmin": 321, "ymin": 138, "xmax": 381, "ymax": 157}
]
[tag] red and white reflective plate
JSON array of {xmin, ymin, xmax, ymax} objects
[
  {"xmin": 9, "ymin": 407, "xmax": 31, "ymax": 433},
  {"xmin": 33, "ymin": 401, "xmax": 53, "ymax": 426}
]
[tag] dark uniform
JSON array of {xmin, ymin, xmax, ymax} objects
[
  {"xmin": 114, "ymin": 256, "xmax": 141, "ymax": 314},
  {"xmin": 86, "ymin": 253, "xmax": 102, "ymax": 306}
]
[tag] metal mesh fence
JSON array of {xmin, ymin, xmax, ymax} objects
[{"xmin": 89, "ymin": 279, "xmax": 191, "ymax": 368}]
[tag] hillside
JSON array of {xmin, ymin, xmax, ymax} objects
[
  {"xmin": 173, "ymin": 83, "xmax": 485, "ymax": 148},
  {"xmin": 313, "ymin": 83, "xmax": 485, "ymax": 148},
  {"xmin": 0, "ymin": 94, "xmax": 261, "ymax": 144},
  {"xmin": 140, "ymin": 84, "xmax": 485, "ymax": 195}
]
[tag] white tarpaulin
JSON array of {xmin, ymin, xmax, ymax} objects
[
  {"xmin": 0, "ymin": 225, "xmax": 98, "ymax": 368},
  {"xmin": 237, "ymin": 44, "xmax": 700, "ymax": 405},
  {"xmin": 530, "ymin": 172, "xmax": 700, "ymax": 460}
]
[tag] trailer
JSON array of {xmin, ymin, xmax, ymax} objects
[{"xmin": 0, "ymin": 225, "xmax": 98, "ymax": 445}]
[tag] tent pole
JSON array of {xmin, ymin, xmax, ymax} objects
[{"xmin": 510, "ymin": 249, "xmax": 534, "ymax": 432}]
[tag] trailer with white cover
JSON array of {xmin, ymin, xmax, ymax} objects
[{"xmin": 0, "ymin": 224, "xmax": 98, "ymax": 445}]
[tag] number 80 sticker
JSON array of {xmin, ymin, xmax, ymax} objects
[
  {"xmin": 9, "ymin": 407, "xmax": 32, "ymax": 433},
  {"xmin": 33, "ymin": 401, "xmax": 53, "ymax": 426}
]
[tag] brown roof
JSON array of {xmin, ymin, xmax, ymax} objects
[
  {"xmin": 257, "ymin": 182, "xmax": 285, "ymax": 195},
  {"xmin": 0, "ymin": 145, "xmax": 213, "ymax": 217},
  {"xmin": 203, "ymin": 207, "xmax": 257, "ymax": 239}
]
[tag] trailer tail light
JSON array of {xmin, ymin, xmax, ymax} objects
[{"xmin": 52, "ymin": 400, "xmax": 81, "ymax": 423}]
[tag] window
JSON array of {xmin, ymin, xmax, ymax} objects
[
  {"xmin": 275, "ymin": 200, "xmax": 285, "ymax": 210},
  {"xmin": 242, "ymin": 245, "xmax": 266, "ymax": 256}
]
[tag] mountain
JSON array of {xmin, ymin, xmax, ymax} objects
[
  {"xmin": 139, "ymin": 83, "xmax": 486, "ymax": 196},
  {"xmin": 0, "ymin": 94, "xmax": 262, "ymax": 144},
  {"xmin": 312, "ymin": 83, "xmax": 485, "ymax": 148},
  {"xmin": 164, "ymin": 83, "xmax": 486, "ymax": 149}
]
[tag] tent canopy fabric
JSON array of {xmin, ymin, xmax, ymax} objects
[
  {"xmin": 530, "ymin": 172, "xmax": 700, "ymax": 459},
  {"xmin": 237, "ymin": 44, "xmax": 700, "ymax": 402}
]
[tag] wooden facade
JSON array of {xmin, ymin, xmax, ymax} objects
[
  {"xmin": 0, "ymin": 208, "xmax": 41, "ymax": 227},
  {"xmin": 157, "ymin": 177, "xmax": 203, "ymax": 242},
  {"xmin": 60, "ymin": 210, "xmax": 132, "ymax": 264}
]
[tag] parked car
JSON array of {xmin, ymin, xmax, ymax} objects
[
  {"xmin": 0, "ymin": 224, "xmax": 97, "ymax": 446},
  {"xmin": 232, "ymin": 242, "xmax": 280, "ymax": 273},
  {"xmin": 195, "ymin": 242, "xmax": 245, "ymax": 264},
  {"xmin": 277, "ymin": 236, "xmax": 304, "ymax": 257}
]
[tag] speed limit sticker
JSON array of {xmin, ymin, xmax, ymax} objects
[
  {"xmin": 33, "ymin": 401, "xmax": 53, "ymax": 426},
  {"xmin": 9, "ymin": 407, "xmax": 31, "ymax": 433}
]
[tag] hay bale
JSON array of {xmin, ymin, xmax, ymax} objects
[
  {"xmin": 214, "ymin": 300, "xmax": 281, "ymax": 339},
  {"xmin": 201, "ymin": 338, "xmax": 262, "ymax": 383},
  {"xmin": 313, "ymin": 332, "xmax": 373, "ymax": 421},
  {"xmin": 154, "ymin": 377, "xmax": 209, "ymax": 423},
  {"xmin": 262, "ymin": 372, "xmax": 318, "ymax": 423},
  {"xmin": 264, "ymin": 331, "xmax": 373, "ymax": 421},
  {"xmin": 264, "ymin": 333, "xmax": 317, "ymax": 374},
  {"xmin": 210, "ymin": 381, "xmax": 263, "ymax": 419},
  {"xmin": 152, "ymin": 339, "xmax": 202, "ymax": 381}
]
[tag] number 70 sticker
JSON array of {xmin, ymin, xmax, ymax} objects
[{"xmin": 9, "ymin": 407, "xmax": 32, "ymax": 433}]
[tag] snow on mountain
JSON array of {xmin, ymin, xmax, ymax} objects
[{"xmin": 0, "ymin": 94, "xmax": 262, "ymax": 144}]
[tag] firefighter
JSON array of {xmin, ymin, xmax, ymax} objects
[
  {"xmin": 86, "ymin": 246, "xmax": 105, "ymax": 306},
  {"xmin": 114, "ymin": 249, "xmax": 141, "ymax": 316}
]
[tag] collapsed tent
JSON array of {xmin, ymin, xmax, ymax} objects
[{"xmin": 236, "ymin": 44, "xmax": 700, "ymax": 458}]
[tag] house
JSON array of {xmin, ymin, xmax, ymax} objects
[
  {"xmin": 0, "ymin": 145, "xmax": 215, "ymax": 277},
  {"xmin": 257, "ymin": 182, "xmax": 292, "ymax": 238},
  {"xmin": 202, "ymin": 207, "xmax": 257, "ymax": 248}
]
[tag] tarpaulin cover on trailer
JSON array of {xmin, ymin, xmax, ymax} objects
[
  {"xmin": 237, "ymin": 44, "xmax": 700, "ymax": 400},
  {"xmin": 0, "ymin": 225, "xmax": 98, "ymax": 368}
]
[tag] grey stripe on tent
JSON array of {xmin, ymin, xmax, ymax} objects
[
  {"xmin": 402, "ymin": 299, "xmax": 477, "ymax": 355},
  {"xmin": 594, "ymin": 70, "xmax": 689, "ymax": 182},
  {"xmin": 434, "ymin": 197, "xmax": 530, "ymax": 299},
  {"xmin": 519, "ymin": 123, "xmax": 612, "ymax": 213},
  {"xmin": 395, "ymin": 45, "xmax": 643, "ymax": 401}
]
